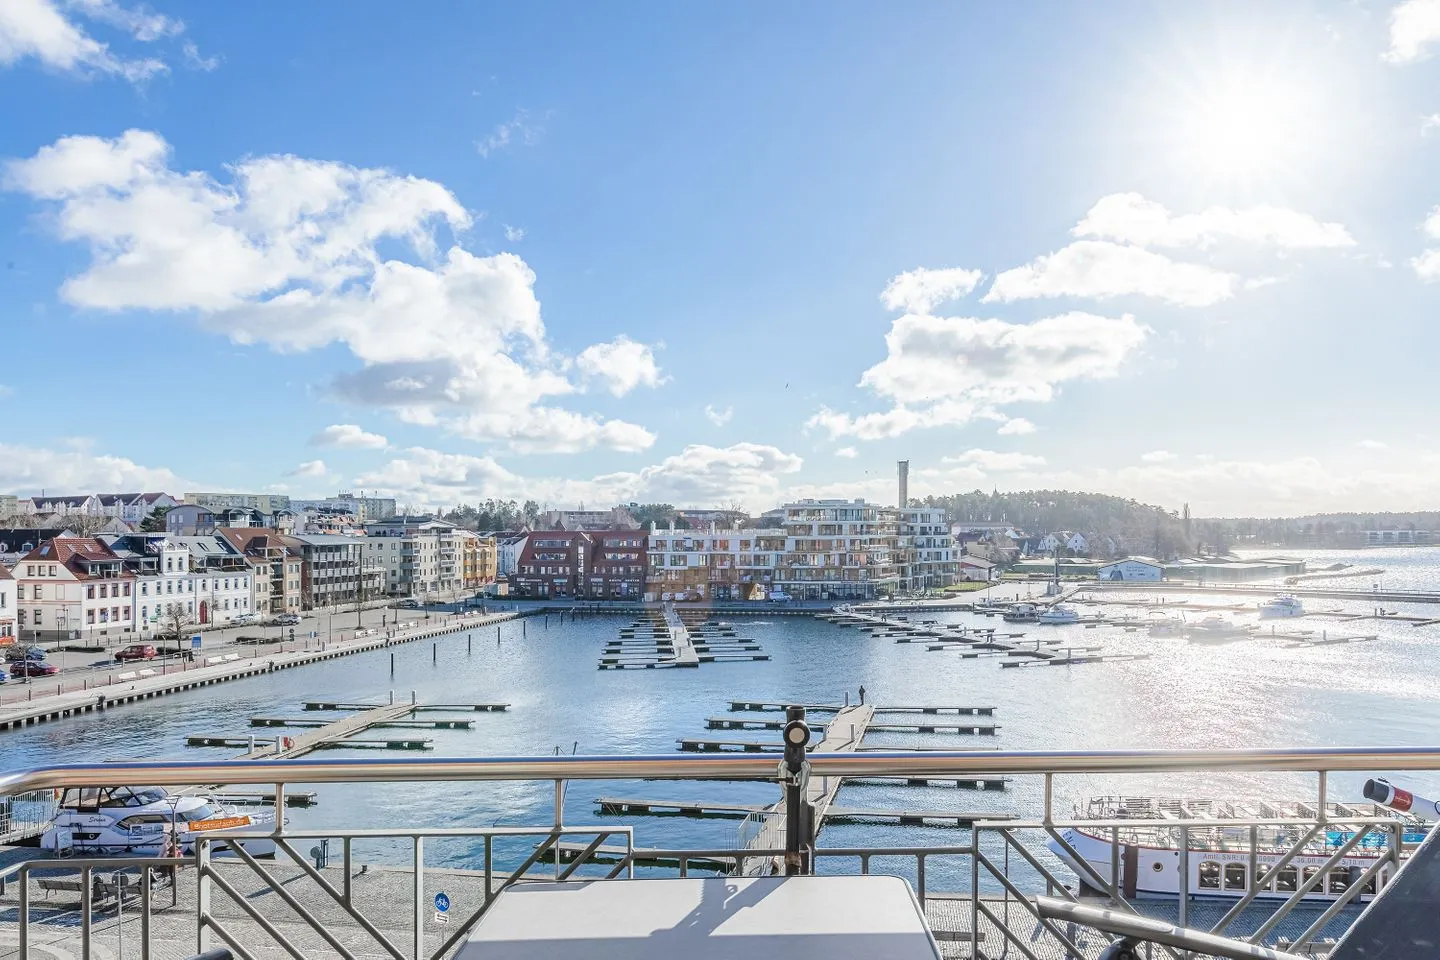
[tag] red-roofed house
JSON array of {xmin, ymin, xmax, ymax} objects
[{"xmin": 14, "ymin": 538, "xmax": 136, "ymax": 644}]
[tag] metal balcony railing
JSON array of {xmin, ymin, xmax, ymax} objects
[{"xmin": 0, "ymin": 747, "xmax": 1435, "ymax": 960}]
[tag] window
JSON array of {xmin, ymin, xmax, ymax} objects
[
  {"xmin": 123, "ymin": 583, "xmax": 131, "ymax": 597},
  {"xmin": 1329, "ymin": 869, "xmax": 1351, "ymax": 894},
  {"xmin": 87, "ymin": 610, "xmax": 95, "ymax": 624},
  {"xmin": 1274, "ymin": 867, "xmax": 1298, "ymax": 892},
  {"xmin": 1224, "ymin": 863, "xmax": 1247, "ymax": 890},
  {"xmin": 1302, "ymin": 866, "xmax": 1321, "ymax": 890},
  {"xmin": 87, "ymin": 585, "xmax": 95, "ymax": 599},
  {"xmin": 33, "ymin": 585, "xmax": 42, "ymax": 600}
]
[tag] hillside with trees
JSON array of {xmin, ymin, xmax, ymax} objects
[{"xmin": 920, "ymin": 489, "xmax": 1196, "ymax": 556}]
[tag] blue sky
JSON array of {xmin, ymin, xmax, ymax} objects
[{"xmin": 3, "ymin": 0, "xmax": 1440, "ymax": 516}]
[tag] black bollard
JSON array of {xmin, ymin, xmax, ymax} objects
[
  {"xmin": 468, "ymin": 635, "xmax": 472, "ymax": 654},
  {"xmin": 433, "ymin": 642, "xmax": 437, "ymax": 664},
  {"xmin": 390, "ymin": 652, "xmax": 394, "ymax": 675}
]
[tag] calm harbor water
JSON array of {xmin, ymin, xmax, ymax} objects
[{"xmin": 5, "ymin": 546, "xmax": 1440, "ymax": 888}]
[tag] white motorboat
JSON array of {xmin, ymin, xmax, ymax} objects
[
  {"xmin": 1047, "ymin": 796, "xmax": 1423, "ymax": 902},
  {"xmin": 40, "ymin": 786, "xmax": 276, "ymax": 857},
  {"xmin": 1036, "ymin": 604, "xmax": 1081, "ymax": 625},
  {"xmin": 1259, "ymin": 595, "xmax": 1305, "ymax": 618}
]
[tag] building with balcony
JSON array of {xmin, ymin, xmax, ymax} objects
[
  {"xmin": 285, "ymin": 534, "xmax": 384, "ymax": 610},
  {"xmin": 216, "ymin": 528, "xmax": 304, "ymax": 614},
  {"xmin": 587, "ymin": 531, "xmax": 647, "ymax": 599},
  {"xmin": 184, "ymin": 492, "xmax": 293, "ymax": 513},
  {"xmin": 774, "ymin": 499, "xmax": 900, "ymax": 601},
  {"xmin": 897, "ymin": 507, "xmax": 957, "ymax": 593},
  {"xmin": 363, "ymin": 517, "xmax": 459, "ymax": 598},
  {"xmin": 645, "ymin": 524, "xmax": 786, "ymax": 601},
  {"xmin": 103, "ymin": 534, "xmax": 254, "ymax": 631},
  {"xmin": 290, "ymin": 492, "xmax": 397, "ymax": 522},
  {"xmin": 457, "ymin": 530, "xmax": 498, "ymax": 589},
  {"xmin": 512, "ymin": 531, "xmax": 591, "ymax": 598}
]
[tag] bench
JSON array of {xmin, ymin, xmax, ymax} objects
[
  {"xmin": 37, "ymin": 874, "xmax": 143, "ymax": 905},
  {"xmin": 115, "ymin": 671, "xmax": 138, "ymax": 681}
]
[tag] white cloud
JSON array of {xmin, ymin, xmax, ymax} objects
[
  {"xmin": 0, "ymin": 0, "xmax": 168, "ymax": 81},
  {"xmin": 0, "ymin": 441, "xmax": 186, "ymax": 494},
  {"xmin": 477, "ymin": 109, "xmax": 546, "ymax": 158},
  {"xmin": 1140, "ymin": 450, "xmax": 1177, "ymax": 463},
  {"xmin": 942, "ymin": 448, "xmax": 1046, "ymax": 471},
  {"xmin": 983, "ymin": 240, "xmax": 1237, "ymax": 307},
  {"xmin": 997, "ymin": 417, "xmax": 1035, "ymax": 436},
  {"xmin": 309, "ymin": 424, "xmax": 388, "ymax": 450},
  {"xmin": 354, "ymin": 442, "xmax": 803, "ymax": 512},
  {"xmin": 4, "ymin": 130, "xmax": 655, "ymax": 454},
  {"xmin": 575, "ymin": 336, "xmax": 664, "ymax": 397},
  {"xmin": 70, "ymin": 0, "xmax": 181, "ymax": 41},
  {"xmin": 1414, "ymin": 249, "xmax": 1440, "ymax": 280},
  {"xmin": 807, "ymin": 311, "xmax": 1145, "ymax": 440},
  {"xmin": 834, "ymin": 446, "xmax": 858, "ymax": 459},
  {"xmin": 1425, "ymin": 206, "xmax": 1440, "ymax": 239},
  {"xmin": 503, "ymin": 224, "xmax": 524, "ymax": 242},
  {"xmin": 180, "ymin": 40, "xmax": 217, "ymax": 71},
  {"xmin": 880, "ymin": 266, "xmax": 983, "ymax": 313},
  {"xmin": 1386, "ymin": 0, "xmax": 1440, "ymax": 62},
  {"xmin": 1358, "ymin": 439, "xmax": 1389, "ymax": 450},
  {"xmin": 1073, "ymin": 193, "xmax": 1354, "ymax": 250},
  {"xmin": 704, "ymin": 404, "xmax": 733, "ymax": 427},
  {"xmin": 1423, "ymin": 114, "xmax": 1440, "ymax": 135},
  {"xmin": 286, "ymin": 459, "xmax": 328, "ymax": 479}
]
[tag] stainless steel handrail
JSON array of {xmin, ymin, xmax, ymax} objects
[{"xmin": 3, "ymin": 746, "xmax": 1439, "ymax": 792}]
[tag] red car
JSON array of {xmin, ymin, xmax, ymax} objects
[
  {"xmin": 10, "ymin": 660, "xmax": 59, "ymax": 678},
  {"xmin": 114, "ymin": 644, "xmax": 159, "ymax": 663}
]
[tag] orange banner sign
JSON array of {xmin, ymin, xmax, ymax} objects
[{"xmin": 188, "ymin": 815, "xmax": 252, "ymax": 832}]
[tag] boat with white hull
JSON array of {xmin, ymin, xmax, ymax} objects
[
  {"xmin": 1047, "ymin": 796, "xmax": 1423, "ymax": 902},
  {"xmin": 1186, "ymin": 615, "xmax": 1252, "ymax": 643},
  {"xmin": 1037, "ymin": 604, "xmax": 1081, "ymax": 625},
  {"xmin": 1259, "ymin": 595, "xmax": 1305, "ymax": 618},
  {"xmin": 39, "ymin": 786, "xmax": 277, "ymax": 857}
]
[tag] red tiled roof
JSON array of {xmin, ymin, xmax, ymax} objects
[{"xmin": 20, "ymin": 537, "xmax": 132, "ymax": 580}]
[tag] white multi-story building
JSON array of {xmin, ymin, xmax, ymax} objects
[
  {"xmin": 104, "ymin": 535, "xmax": 254, "ymax": 633},
  {"xmin": 290, "ymin": 493, "xmax": 397, "ymax": 522},
  {"xmin": 775, "ymin": 499, "xmax": 901, "ymax": 601},
  {"xmin": 21, "ymin": 493, "xmax": 178, "ymax": 523},
  {"xmin": 645, "ymin": 524, "xmax": 788, "ymax": 601},
  {"xmin": 13, "ymin": 538, "xmax": 137, "ymax": 644},
  {"xmin": 496, "ymin": 534, "xmax": 529, "ymax": 577},
  {"xmin": 898, "ymin": 507, "xmax": 957, "ymax": 593},
  {"xmin": 363, "ymin": 517, "xmax": 459, "ymax": 597}
]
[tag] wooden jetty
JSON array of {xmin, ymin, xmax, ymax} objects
[
  {"xmin": 541, "ymin": 842, "xmax": 729, "ymax": 871},
  {"xmin": 742, "ymin": 703, "xmax": 874, "ymax": 876},
  {"xmin": 728, "ymin": 700, "xmax": 994, "ymax": 715},
  {"xmin": 209, "ymin": 789, "xmax": 318, "ymax": 808},
  {"xmin": 593, "ymin": 796, "xmax": 1009, "ymax": 827},
  {"xmin": 302, "ymin": 700, "xmax": 509, "ymax": 712},
  {"xmin": 310, "ymin": 737, "xmax": 433, "ymax": 750},
  {"xmin": 600, "ymin": 606, "xmax": 768, "ymax": 669},
  {"xmin": 596, "ymin": 797, "xmax": 764, "ymax": 817},
  {"xmin": 248, "ymin": 716, "xmax": 473, "ymax": 729}
]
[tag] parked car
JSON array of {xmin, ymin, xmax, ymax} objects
[
  {"xmin": 231, "ymin": 613, "xmax": 258, "ymax": 626},
  {"xmin": 4, "ymin": 646, "xmax": 47, "ymax": 662},
  {"xmin": 10, "ymin": 660, "xmax": 59, "ymax": 678},
  {"xmin": 394, "ymin": 599, "xmax": 421, "ymax": 609},
  {"xmin": 768, "ymin": 591, "xmax": 793, "ymax": 602},
  {"xmin": 275, "ymin": 613, "xmax": 301, "ymax": 626},
  {"xmin": 114, "ymin": 644, "xmax": 159, "ymax": 663}
]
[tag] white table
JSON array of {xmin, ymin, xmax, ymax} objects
[{"xmin": 453, "ymin": 875, "xmax": 943, "ymax": 959}]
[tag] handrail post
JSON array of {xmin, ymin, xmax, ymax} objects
[
  {"xmin": 782, "ymin": 706, "xmax": 812, "ymax": 876},
  {"xmin": 412, "ymin": 837, "xmax": 424, "ymax": 960},
  {"xmin": 196, "ymin": 837, "xmax": 212, "ymax": 954}
]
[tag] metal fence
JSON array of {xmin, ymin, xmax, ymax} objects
[{"xmin": 0, "ymin": 747, "xmax": 1434, "ymax": 960}]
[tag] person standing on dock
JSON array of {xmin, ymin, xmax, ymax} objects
[{"xmin": 858, "ymin": 685, "xmax": 866, "ymax": 705}]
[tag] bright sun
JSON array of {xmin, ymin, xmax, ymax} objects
[{"xmin": 1184, "ymin": 82, "xmax": 1299, "ymax": 179}]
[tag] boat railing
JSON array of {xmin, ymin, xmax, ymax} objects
[{"xmin": 2, "ymin": 746, "xmax": 1439, "ymax": 959}]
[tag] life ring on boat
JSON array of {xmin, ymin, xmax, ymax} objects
[{"xmin": 281, "ymin": 736, "xmax": 294, "ymax": 750}]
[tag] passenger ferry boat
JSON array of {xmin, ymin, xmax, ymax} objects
[
  {"xmin": 1259, "ymin": 595, "xmax": 1305, "ymax": 618},
  {"xmin": 1037, "ymin": 604, "xmax": 1081, "ymax": 625},
  {"xmin": 1048, "ymin": 796, "xmax": 1424, "ymax": 902},
  {"xmin": 39, "ymin": 786, "xmax": 277, "ymax": 857}
]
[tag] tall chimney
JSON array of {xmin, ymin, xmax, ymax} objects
[{"xmin": 897, "ymin": 460, "xmax": 909, "ymax": 509}]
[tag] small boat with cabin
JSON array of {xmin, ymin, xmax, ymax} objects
[
  {"xmin": 38, "ymin": 786, "xmax": 277, "ymax": 857},
  {"xmin": 1036, "ymin": 604, "xmax": 1081, "ymax": 625},
  {"xmin": 1002, "ymin": 602, "xmax": 1040, "ymax": 623},
  {"xmin": 1186, "ymin": 615, "xmax": 1251, "ymax": 642},
  {"xmin": 1259, "ymin": 595, "xmax": 1305, "ymax": 618}
]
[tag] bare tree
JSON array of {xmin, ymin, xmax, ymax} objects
[{"xmin": 156, "ymin": 603, "xmax": 198, "ymax": 659}]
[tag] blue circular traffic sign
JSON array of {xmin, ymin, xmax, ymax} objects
[{"xmin": 434, "ymin": 893, "xmax": 450, "ymax": 913}]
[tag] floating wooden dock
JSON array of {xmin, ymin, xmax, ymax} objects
[
  {"xmin": 593, "ymin": 796, "xmax": 1009, "ymax": 827},
  {"xmin": 302, "ymin": 700, "xmax": 509, "ymax": 712},
  {"xmin": 248, "ymin": 716, "xmax": 473, "ymax": 729},
  {"xmin": 595, "ymin": 797, "xmax": 764, "ymax": 817},
  {"xmin": 311, "ymin": 737, "xmax": 433, "ymax": 750},
  {"xmin": 728, "ymin": 701, "xmax": 994, "ymax": 715}
]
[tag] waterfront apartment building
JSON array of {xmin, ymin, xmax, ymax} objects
[
  {"xmin": 0, "ymin": 495, "xmax": 17, "ymax": 517},
  {"xmin": 512, "ymin": 531, "xmax": 591, "ymax": 598},
  {"xmin": 457, "ymin": 530, "xmax": 498, "ymax": 589},
  {"xmin": 774, "ymin": 499, "xmax": 901, "ymax": 601},
  {"xmin": 285, "ymin": 534, "xmax": 385, "ymax": 610},
  {"xmin": 0, "ymin": 566, "xmax": 14, "ymax": 642},
  {"xmin": 496, "ymin": 534, "xmax": 528, "ymax": 576},
  {"xmin": 897, "ymin": 507, "xmax": 957, "ymax": 593},
  {"xmin": 645, "ymin": 524, "xmax": 787, "ymax": 601},
  {"xmin": 184, "ymin": 492, "xmax": 293, "ymax": 513},
  {"xmin": 363, "ymin": 517, "xmax": 460, "ymax": 598},
  {"xmin": 587, "ymin": 531, "xmax": 647, "ymax": 599},
  {"xmin": 13, "ymin": 538, "xmax": 137, "ymax": 643},
  {"xmin": 216, "ymin": 528, "xmax": 304, "ymax": 615}
]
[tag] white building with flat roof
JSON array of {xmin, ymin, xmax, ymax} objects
[{"xmin": 774, "ymin": 499, "xmax": 900, "ymax": 601}]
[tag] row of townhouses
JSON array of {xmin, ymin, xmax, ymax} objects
[
  {"xmin": 0, "ymin": 519, "xmax": 499, "ymax": 645},
  {"xmin": 507, "ymin": 499, "xmax": 959, "ymax": 602}
]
